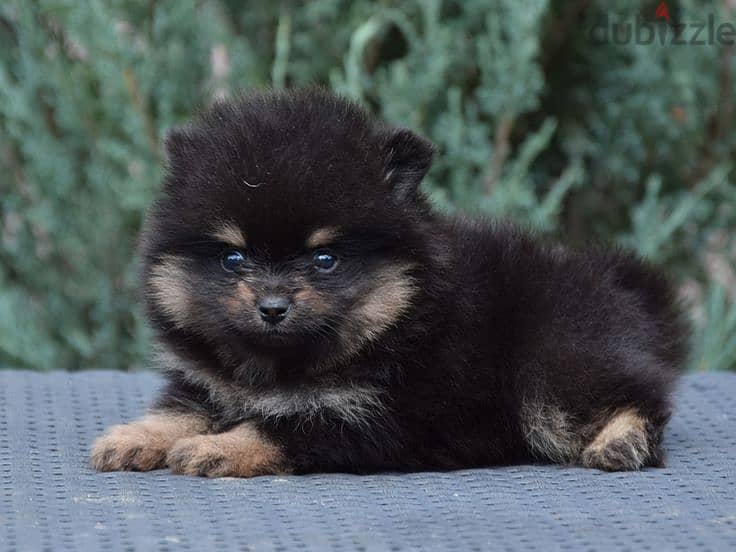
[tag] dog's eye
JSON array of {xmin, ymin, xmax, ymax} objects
[
  {"xmin": 313, "ymin": 250, "xmax": 338, "ymax": 272},
  {"xmin": 221, "ymin": 250, "xmax": 246, "ymax": 272}
]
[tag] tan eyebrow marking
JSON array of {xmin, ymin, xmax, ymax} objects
[
  {"xmin": 211, "ymin": 221, "xmax": 247, "ymax": 248},
  {"xmin": 306, "ymin": 227, "xmax": 341, "ymax": 249}
]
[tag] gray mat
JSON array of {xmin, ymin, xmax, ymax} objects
[{"xmin": 0, "ymin": 371, "xmax": 734, "ymax": 551}]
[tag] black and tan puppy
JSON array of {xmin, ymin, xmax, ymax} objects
[{"xmin": 91, "ymin": 89, "xmax": 688, "ymax": 477}]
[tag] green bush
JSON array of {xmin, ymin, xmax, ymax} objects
[{"xmin": 1, "ymin": 0, "xmax": 734, "ymax": 371}]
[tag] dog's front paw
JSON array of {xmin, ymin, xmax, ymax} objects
[
  {"xmin": 90, "ymin": 423, "xmax": 169, "ymax": 472},
  {"xmin": 581, "ymin": 409, "xmax": 651, "ymax": 471},
  {"xmin": 166, "ymin": 424, "xmax": 288, "ymax": 478},
  {"xmin": 90, "ymin": 412, "xmax": 208, "ymax": 472},
  {"xmin": 166, "ymin": 436, "xmax": 237, "ymax": 477}
]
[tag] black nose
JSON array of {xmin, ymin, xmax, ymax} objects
[{"xmin": 257, "ymin": 296, "xmax": 291, "ymax": 324}]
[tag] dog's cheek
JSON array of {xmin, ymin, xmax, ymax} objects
[
  {"xmin": 147, "ymin": 254, "xmax": 195, "ymax": 329},
  {"xmin": 349, "ymin": 263, "xmax": 418, "ymax": 343},
  {"xmin": 148, "ymin": 255, "xmax": 237, "ymax": 332}
]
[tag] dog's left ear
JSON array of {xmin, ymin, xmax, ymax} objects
[{"xmin": 382, "ymin": 128, "xmax": 435, "ymax": 202}]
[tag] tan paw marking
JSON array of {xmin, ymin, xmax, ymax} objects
[
  {"xmin": 90, "ymin": 413, "xmax": 207, "ymax": 472},
  {"xmin": 581, "ymin": 409, "xmax": 650, "ymax": 471},
  {"xmin": 166, "ymin": 423, "xmax": 288, "ymax": 478}
]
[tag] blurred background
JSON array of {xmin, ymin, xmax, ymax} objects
[{"xmin": 0, "ymin": 0, "xmax": 734, "ymax": 372}]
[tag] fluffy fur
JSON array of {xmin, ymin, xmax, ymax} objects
[{"xmin": 91, "ymin": 89, "xmax": 688, "ymax": 477}]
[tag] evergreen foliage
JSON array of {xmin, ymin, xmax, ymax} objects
[{"xmin": 1, "ymin": 0, "xmax": 734, "ymax": 370}]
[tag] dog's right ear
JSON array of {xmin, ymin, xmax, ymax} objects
[{"xmin": 162, "ymin": 126, "xmax": 203, "ymax": 175}]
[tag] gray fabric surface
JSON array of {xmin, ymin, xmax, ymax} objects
[{"xmin": 0, "ymin": 371, "xmax": 734, "ymax": 551}]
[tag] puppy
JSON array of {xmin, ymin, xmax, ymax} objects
[{"xmin": 91, "ymin": 89, "xmax": 688, "ymax": 477}]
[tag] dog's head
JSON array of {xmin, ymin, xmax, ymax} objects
[{"xmin": 142, "ymin": 90, "xmax": 439, "ymax": 379}]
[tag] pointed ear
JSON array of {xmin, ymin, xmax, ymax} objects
[
  {"xmin": 382, "ymin": 128, "xmax": 435, "ymax": 202},
  {"xmin": 162, "ymin": 126, "xmax": 203, "ymax": 172}
]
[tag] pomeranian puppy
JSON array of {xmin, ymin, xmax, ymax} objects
[{"xmin": 91, "ymin": 89, "xmax": 688, "ymax": 477}]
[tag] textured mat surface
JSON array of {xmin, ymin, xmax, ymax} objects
[{"xmin": 0, "ymin": 371, "xmax": 734, "ymax": 551}]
